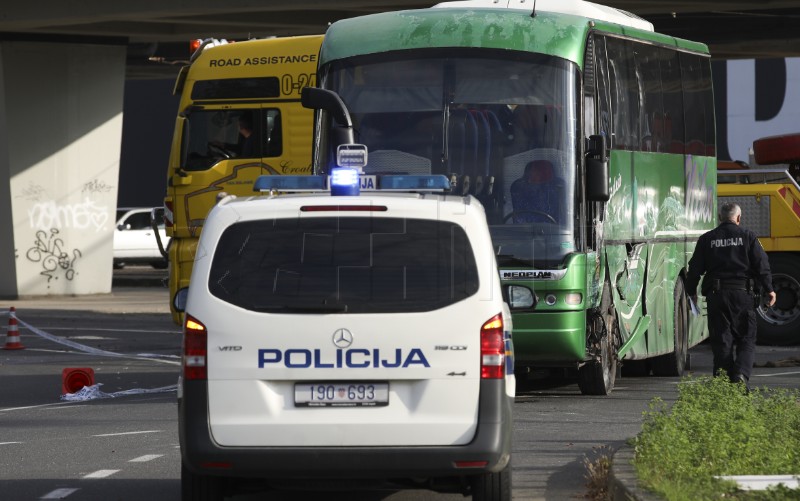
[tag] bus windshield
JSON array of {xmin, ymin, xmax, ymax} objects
[{"xmin": 323, "ymin": 49, "xmax": 578, "ymax": 269}]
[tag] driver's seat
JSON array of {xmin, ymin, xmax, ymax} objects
[
  {"xmin": 509, "ymin": 159, "xmax": 564, "ymax": 224},
  {"xmin": 503, "ymin": 148, "xmax": 566, "ymax": 224}
]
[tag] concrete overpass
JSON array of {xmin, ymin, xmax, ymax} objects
[{"xmin": 2, "ymin": 1, "xmax": 800, "ymax": 298}]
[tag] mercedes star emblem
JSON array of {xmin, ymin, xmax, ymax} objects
[{"xmin": 332, "ymin": 328, "xmax": 354, "ymax": 348}]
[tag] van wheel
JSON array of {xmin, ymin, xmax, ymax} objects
[
  {"xmin": 470, "ymin": 462, "xmax": 511, "ymax": 501},
  {"xmin": 181, "ymin": 463, "xmax": 224, "ymax": 501},
  {"xmin": 652, "ymin": 278, "xmax": 688, "ymax": 377},
  {"xmin": 578, "ymin": 282, "xmax": 618, "ymax": 395}
]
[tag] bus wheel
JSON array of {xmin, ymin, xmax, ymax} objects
[
  {"xmin": 578, "ymin": 283, "xmax": 618, "ymax": 395},
  {"xmin": 652, "ymin": 278, "xmax": 688, "ymax": 377},
  {"xmin": 756, "ymin": 254, "xmax": 800, "ymax": 346}
]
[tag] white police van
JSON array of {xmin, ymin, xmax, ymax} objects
[{"xmin": 177, "ymin": 94, "xmax": 518, "ymax": 501}]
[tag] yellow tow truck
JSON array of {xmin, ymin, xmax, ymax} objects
[{"xmin": 717, "ymin": 133, "xmax": 800, "ymax": 345}]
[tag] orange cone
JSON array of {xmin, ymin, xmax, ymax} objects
[
  {"xmin": 3, "ymin": 306, "xmax": 24, "ymax": 350},
  {"xmin": 62, "ymin": 368, "xmax": 95, "ymax": 394}
]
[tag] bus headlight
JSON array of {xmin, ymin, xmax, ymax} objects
[{"xmin": 507, "ymin": 285, "xmax": 537, "ymax": 310}]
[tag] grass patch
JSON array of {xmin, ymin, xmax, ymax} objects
[
  {"xmin": 632, "ymin": 374, "xmax": 800, "ymax": 500},
  {"xmin": 584, "ymin": 445, "xmax": 613, "ymax": 500}
]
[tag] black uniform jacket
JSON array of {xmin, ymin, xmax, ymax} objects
[{"xmin": 685, "ymin": 221, "xmax": 773, "ymax": 297}]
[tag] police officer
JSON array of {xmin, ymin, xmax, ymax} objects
[{"xmin": 685, "ymin": 202, "xmax": 776, "ymax": 389}]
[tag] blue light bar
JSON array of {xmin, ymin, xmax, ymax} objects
[
  {"xmin": 254, "ymin": 175, "xmax": 326, "ymax": 192},
  {"xmin": 330, "ymin": 167, "xmax": 360, "ymax": 196},
  {"xmin": 378, "ymin": 175, "xmax": 451, "ymax": 192}
]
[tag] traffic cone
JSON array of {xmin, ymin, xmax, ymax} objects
[
  {"xmin": 3, "ymin": 306, "xmax": 24, "ymax": 350},
  {"xmin": 62, "ymin": 368, "xmax": 95, "ymax": 394}
]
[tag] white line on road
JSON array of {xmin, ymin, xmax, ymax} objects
[
  {"xmin": 83, "ymin": 470, "xmax": 120, "ymax": 479},
  {"xmin": 753, "ymin": 371, "xmax": 800, "ymax": 377},
  {"xmin": 28, "ymin": 327, "xmax": 179, "ymax": 334},
  {"xmin": 0, "ymin": 441, "xmax": 22, "ymax": 445},
  {"xmin": 92, "ymin": 430, "xmax": 163, "ymax": 437},
  {"xmin": 0, "ymin": 402, "xmax": 82, "ymax": 412},
  {"xmin": 40, "ymin": 488, "xmax": 79, "ymax": 499},
  {"xmin": 129, "ymin": 454, "xmax": 164, "ymax": 462}
]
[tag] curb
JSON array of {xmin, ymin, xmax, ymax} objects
[{"xmin": 609, "ymin": 444, "xmax": 663, "ymax": 501}]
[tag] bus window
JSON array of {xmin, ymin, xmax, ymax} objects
[
  {"xmin": 606, "ymin": 37, "xmax": 640, "ymax": 151},
  {"xmin": 594, "ymin": 36, "xmax": 613, "ymax": 148},
  {"xmin": 660, "ymin": 48, "xmax": 685, "ymax": 154},
  {"xmin": 682, "ymin": 53, "xmax": 710, "ymax": 156},
  {"xmin": 635, "ymin": 44, "xmax": 665, "ymax": 152}
]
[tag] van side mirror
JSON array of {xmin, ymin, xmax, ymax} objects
[{"xmin": 586, "ymin": 134, "xmax": 610, "ymax": 202}]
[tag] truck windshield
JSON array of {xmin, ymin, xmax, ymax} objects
[{"xmin": 323, "ymin": 49, "xmax": 578, "ymax": 269}]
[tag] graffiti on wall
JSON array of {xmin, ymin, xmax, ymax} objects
[
  {"xmin": 82, "ymin": 179, "xmax": 113, "ymax": 195},
  {"xmin": 25, "ymin": 228, "xmax": 81, "ymax": 286},
  {"xmin": 14, "ymin": 178, "xmax": 114, "ymax": 289},
  {"xmin": 27, "ymin": 197, "xmax": 109, "ymax": 232}
]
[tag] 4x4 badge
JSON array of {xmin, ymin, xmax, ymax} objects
[{"xmin": 332, "ymin": 328, "xmax": 353, "ymax": 348}]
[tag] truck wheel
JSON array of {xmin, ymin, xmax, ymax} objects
[
  {"xmin": 756, "ymin": 254, "xmax": 800, "ymax": 346},
  {"xmin": 578, "ymin": 282, "xmax": 618, "ymax": 395},
  {"xmin": 470, "ymin": 462, "xmax": 511, "ymax": 501},
  {"xmin": 652, "ymin": 278, "xmax": 689, "ymax": 376}
]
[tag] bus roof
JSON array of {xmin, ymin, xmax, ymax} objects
[
  {"xmin": 320, "ymin": 4, "xmax": 708, "ymax": 68},
  {"xmin": 433, "ymin": 0, "xmax": 653, "ymax": 32}
]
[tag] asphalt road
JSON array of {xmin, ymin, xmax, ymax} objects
[{"xmin": 2, "ymin": 269, "xmax": 799, "ymax": 500}]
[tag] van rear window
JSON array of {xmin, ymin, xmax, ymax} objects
[{"xmin": 208, "ymin": 217, "xmax": 480, "ymax": 313}]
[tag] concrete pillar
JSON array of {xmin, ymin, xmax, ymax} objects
[{"xmin": 0, "ymin": 40, "xmax": 125, "ymax": 297}]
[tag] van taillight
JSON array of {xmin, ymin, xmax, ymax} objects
[
  {"xmin": 183, "ymin": 314, "xmax": 207, "ymax": 380},
  {"xmin": 480, "ymin": 314, "xmax": 505, "ymax": 379}
]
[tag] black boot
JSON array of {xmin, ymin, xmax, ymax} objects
[{"xmin": 732, "ymin": 374, "xmax": 750, "ymax": 394}]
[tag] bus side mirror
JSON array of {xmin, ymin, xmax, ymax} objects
[
  {"xmin": 586, "ymin": 134, "xmax": 610, "ymax": 202},
  {"xmin": 301, "ymin": 87, "xmax": 356, "ymax": 171},
  {"xmin": 301, "ymin": 87, "xmax": 353, "ymax": 129}
]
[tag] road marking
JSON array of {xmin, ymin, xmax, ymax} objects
[
  {"xmin": 0, "ymin": 441, "xmax": 22, "ymax": 445},
  {"xmin": 83, "ymin": 470, "xmax": 120, "ymax": 479},
  {"xmin": 17, "ymin": 319, "xmax": 178, "ymax": 365},
  {"xmin": 32, "ymin": 327, "xmax": 179, "ymax": 334},
  {"xmin": 0, "ymin": 402, "xmax": 82, "ymax": 413},
  {"xmin": 41, "ymin": 488, "xmax": 79, "ymax": 498},
  {"xmin": 129, "ymin": 454, "xmax": 163, "ymax": 462},
  {"xmin": 92, "ymin": 430, "xmax": 163, "ymax": 437},
  {"xmin": 753, "ymin": 371, "xmax": 800, "ymax": 377}
]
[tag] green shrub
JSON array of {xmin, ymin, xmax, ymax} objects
[{"xmin": 632, "ymin": 374, "xmax": 800, "ymax": 501}]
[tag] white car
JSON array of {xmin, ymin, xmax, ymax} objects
[
  {"xmin": 113, "ymin": 207, "xmax": 169, "ymax": 269},
  {"xmin": 177, "ymin": 169, "xmax": 518, "ymax": 501}
]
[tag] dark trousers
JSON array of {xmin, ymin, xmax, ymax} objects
[{"xmin": 706, "ymin": 289, "xmax": 757, "ymax": 380}]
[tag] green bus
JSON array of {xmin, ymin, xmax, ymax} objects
[{"xmin": 307, "ymin": 0, "xmax": 715, "ymax": 395}]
